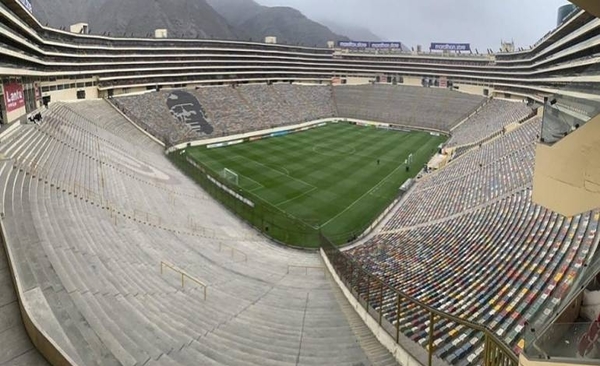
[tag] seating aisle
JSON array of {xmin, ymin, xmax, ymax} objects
[{"xmin": 0, "ymin": 237, "xmax": 49, "ymax": 366}]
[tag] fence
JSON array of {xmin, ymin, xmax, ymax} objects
[
  {"xmin": 320, "ymin": 233, "xmax": 518, "ymax": 366},
  {"xmin": 169, "ymin": 151, "xmax": 323, "ymax": 248}
]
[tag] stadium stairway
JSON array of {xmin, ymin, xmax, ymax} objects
[
  {"xmin": 0, "ymin": 101, "xmax": 399, "ymax": 366},
  {"xmin": 0, "ymin": 240, "xmax": 49, "ymax": 366}
]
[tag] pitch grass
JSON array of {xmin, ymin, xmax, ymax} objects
[{"xmin": 187, "ymin": 123, "xmax": 446, "ymax": 246}]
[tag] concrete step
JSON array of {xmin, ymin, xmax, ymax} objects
[{"xmin": 0, "ymin": 244, "xmax": 48, "ymax": 366}]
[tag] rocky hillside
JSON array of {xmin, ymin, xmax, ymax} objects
[
  {"xmin": 32, "ymin": 0, "xmax": 238, "ymax": 39},
  {"xmin": 211, "ymin": 0, "xmax": 350, "ymax": 46},
  {"xmin": 30, "ymin": 0, "xmax": 368, "ymax": 46}
]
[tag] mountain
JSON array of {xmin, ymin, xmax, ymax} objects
[
  {"xmin": 320, "ymin": 20, "xmax": 382, "ymax": 42},
  {"xmin": 31, "ymin": 0, "xmax": 238, "ymax": 39},
  {"xmin": 31, "ymin": 0, "xmax": 344, "ymax": 46},
  {"xmin": 90, "ymin": 0, "xmax": 238, "ymax": 39},
  {"xmin": 31, "ymin": 0, "xmax": 106, "ymax": 29},
  {"xmin": 206, "ymin": 0, "xmax": 263, "ymax": 27},
  {"xmin": 207, "ymin": 0, "xmax": 348, "ymax": 46}
]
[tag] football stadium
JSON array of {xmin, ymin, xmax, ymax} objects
[{"xmin": 0, "ymin": 0, "xmax": 600, "ymax": 365}]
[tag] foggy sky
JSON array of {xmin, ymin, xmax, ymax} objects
[{"xmin": 256, "ymin": 0, "xmax": 571, "ymax": 51}]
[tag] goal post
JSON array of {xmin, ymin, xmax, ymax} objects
[{"xmin": 221, "ymin": 168, "xmax": 239, "ymax": 186}]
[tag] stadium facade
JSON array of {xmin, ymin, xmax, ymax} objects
[
  {"xmin": 1, "ymin": 0, "xmax": 600, "ymax": 366},
  {"xmin": 1, "ymin": 0, "xmax": 599, "ymax": 122}
]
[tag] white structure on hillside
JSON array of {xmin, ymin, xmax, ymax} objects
[
  {"xmin": 155, "ymin": 29, "xmax": 168, "ymax": 39},
  {"xmin": 70, "ymin": 23, "xmax": 88, "ymax": 34}
]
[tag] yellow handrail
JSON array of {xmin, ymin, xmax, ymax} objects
[
  {"xmin": 287, "ymin": 265, "xmax": 326, "ymax": 275},
  {"xmin": 321, "ymin": 237, "xmax": 519, "ymax": 366},
  {"xmin": 160, "ymin": 261, "xmax": 207, "ymax": 300},
  {"xmin": 218, "ymin": 243, "xmax": 248, "ymax": 263}
]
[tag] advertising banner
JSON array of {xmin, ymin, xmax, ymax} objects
[
  {"xmin": 34, "ymin": 82, "xmax": 41, "ymax": 101},
  {"xmin": 337, "ymin": 41, "xmax": 369, "ymax": 48},
  {"xmin": 430, "ymin": 43, "xmax": 471, "ymax": 51},
  {"xmin": 3, "ymin": 82, "xmax": 25, "ymax": 113},
  {"xmin": 440, "ymin": 76, "xmax": 448, "ymax": 88},
  {"xmin": 338, "ymin": 41, "xmax": 403, "ymax": 49},
  {"xmin": 369, "ymin": 42, "xmax": 402, "ymax": 49}
]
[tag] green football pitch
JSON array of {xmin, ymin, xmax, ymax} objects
[{"xmin": 181, "ymin": 122, "xmax": 446, "ymax": 247}]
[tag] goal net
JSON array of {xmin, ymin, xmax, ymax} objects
[{"xmin": 221, "ymin": 168, "xmax": 239, "ymax": 186}]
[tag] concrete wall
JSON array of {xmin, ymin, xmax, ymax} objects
[
  {"xmin": 520, "ymin": 355, "xmax": 586, "ymax": 366},
  {"xmin": 5, "ymin": 104, "xmax": 26, "ymax": 124},
  {"xmin": 105, "ymin": 86, "xmax": 150, "ymax": 98},
  {"xmin": 0, "ymin": 219, "xmax": 77, "ymax": 366},
  {"xmin": 43, "ymin": 86, "xmax": 99, "ymax": 103},
  {"xmin": 346, "ymin": 77, "xmax": 372, "ymax": 85},
  {"xmin": 570, "ymin": 0, "xmax": 600, "ymax": 18},
  {"xmin": 454, "ymin": 83, "xmax": 490, "ymax": 96},
  {"xmin": 403, "ymin": 76, "xmax": 423, "ymax": 87},
  {"xmin": 532, "ymin": 112, "xmax": 600, "ymax": 216}
]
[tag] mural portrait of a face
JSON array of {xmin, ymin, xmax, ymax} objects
[{"xmin": 166, "ymin": 90, "xmax": 214, "ymax": 135}]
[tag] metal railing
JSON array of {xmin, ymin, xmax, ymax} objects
[
  {"xmin": 160, "ymin": 261, "xmax": 207, "ymax": 300},
  {"xmin": 320, "ymin": 234, "xmax": 518, "ymax": 366},
  {"xmin": 218, "ymin": 242, "xmax": 248, "ymax": 263}
]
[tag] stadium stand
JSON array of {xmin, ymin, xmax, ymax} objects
[
  {"xmin": 2, "ymin": 0, "xmax": 600, "ymax": 364},
  {"xmin": 344, "ymin": 116, "xmax": 598, "ymax": 364},
  {"xmin": 0, "ymin": 100, "xmax": 397, "ymax": 366},
  {"xmin": 333, "ymin": 84, "xmax": 486, "ymax": 131},
  {"xmin": 112, "ymin": 83, "xmax": 488, "ymax": 147},
  {"xmin": 348, "ymin": 188, "xmax": 596, "ymax": 364},
  {"xmin": 112, "ymin": 84, "xmax": 336, "ymax": 146},
  {"xmin": 447, "ymin": 99, "xmax": 534, "ymax": 147},
  {"xmin": 383, "ymin": 118, "xmax": 541, "ymax": 228},
  {"xmin": 111, "ymin": 92, "xmax": 199, "ymax": 146}
]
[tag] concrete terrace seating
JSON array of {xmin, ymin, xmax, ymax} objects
[
  {"xmin": 383, "ymin": 118, "xmax": 541, "ymax": 229},
  {"xmin": 349, "ymin": 188, "xmax": 596, "ymax": 365},
  {"xmin": 345, "ymin": 117, "xmax": 597, "ymax": 365},
  {"xmin": 447, "ymin": 99, "xmax": 533, "ymax": 147},
  {"xmin": 112, "ymin": 84, "xmax": 336, "ymax": 146},
  {"xmin": 111, "ymin": 92, "xmax": 199, "ymax": 146},
  {"xmin": 333, "ymin": 84, "xmax": 485, "ymax": 131},
  {"xmin": 0, "ymin": 100, "xmax": 396, "ymax": 366}
]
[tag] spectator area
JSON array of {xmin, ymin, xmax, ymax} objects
[
  {"xmin": 112, "ymin": 84, "xmax": 336, "ymax": 146},
  {"xmin": 345, "ymin": 116, "xmax": 597, "ymax": 364},
  {"xmin": 333, "ymin": 84, "xmax": 486, "ymax": 131},
  {"xmin": 0, "ymin": 100, "xmax": 396, "ymax": 366}
]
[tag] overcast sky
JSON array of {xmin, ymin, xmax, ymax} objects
[{"xmin": 256, "ymin": 0, "xmax": 572, "ymax": 51}]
